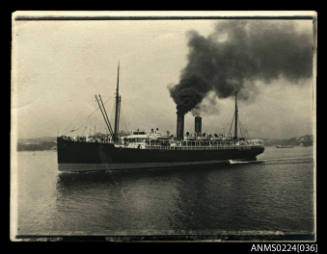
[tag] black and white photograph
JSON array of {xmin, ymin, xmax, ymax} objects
[{"xmin": 10, "ymin": 11, "xmax": 317, "ymax": 242}]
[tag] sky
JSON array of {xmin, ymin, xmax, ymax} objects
[{"xmin": 11, "ymin": 16, "xmax": 316, "ymax": 140}]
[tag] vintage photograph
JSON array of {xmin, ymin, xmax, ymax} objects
[{"xmin": 11, "ymin": 11, "xmax": 316, "ymax": 242}]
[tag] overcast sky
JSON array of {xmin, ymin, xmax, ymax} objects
[{"xmin": 12, "ymin": 17, "xmax": 315, "ymax": 139}]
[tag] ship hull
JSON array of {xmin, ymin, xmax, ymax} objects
[
  {"xmin": 58, "ymin": 160, "xmax": 231, "ymax": 172},
  {"xmin": 57, "ymin": 138, "xmax": 264, "ymax": 172}
]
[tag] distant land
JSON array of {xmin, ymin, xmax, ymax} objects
[
  {"xmin": 16, "ymin": 134, "xmax": 313, "ymax": 151},
  {"xmin": 261, "ymin": 134, "xmax": 313, "ymax": 147},
  {"xmin": 17, "ymin": 137, "xmax": 57, "ymax": 151}
]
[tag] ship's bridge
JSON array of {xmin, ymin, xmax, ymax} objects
[
  {"xmin": 122, "ymin": 128, "xmax": 172, "ymax": 148},
  {"xmin": 124, "ymin": 133, "xmax": 147, "ymax": 145},
  {"xmin": 123, "ymin": 130, "xmax": 160, "ymax": 148}
]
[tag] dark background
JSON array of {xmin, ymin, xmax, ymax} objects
[{"xmin": 5, "ymin": 3, "xmax": 323, "ymax": 253}]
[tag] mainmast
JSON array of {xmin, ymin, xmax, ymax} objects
[
  {"xmin": 114, "ymin": 62, "xmax": 121, "ymax": 143},
  {"xmin": 234, "ymin": 92, "xmax": 238, "ymax": 139}
]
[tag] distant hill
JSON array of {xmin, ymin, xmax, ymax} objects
[
  {"xmin": 262, "ymin": 134, "xmax": 313, "ymax": 147},
  {"xmin": 17, "ymin": 137, "xmax": 57, "ymax": 151}
]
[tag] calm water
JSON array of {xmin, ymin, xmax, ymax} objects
[{"xmin": 13, "ymin": 146, "xmax": 315, "ymax": 238}]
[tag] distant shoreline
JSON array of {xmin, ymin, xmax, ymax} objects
[
  {"xmin": 16, "ymin": 145, "xmax": 313, "ymax": 152},
  {"xmin": 17, "ymin": 137, "xmax": 57, "ymax": 152},
  {"xmin": 16, "ymin": 134, "xmax": 313, "ymax": 152}
]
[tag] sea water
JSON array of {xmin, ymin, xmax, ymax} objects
[{"xmin": 12, "ymin": 146, "xmax": 314, "ymax": 239}]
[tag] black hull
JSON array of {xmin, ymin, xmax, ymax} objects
[{"xmin": 57, "ymin": 138, "xmax": 264, "ymax": 171}]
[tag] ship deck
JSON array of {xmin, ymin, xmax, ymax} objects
[{"xmin": 117, "ymin": 144, "xmax": 263, "ymax": 151}]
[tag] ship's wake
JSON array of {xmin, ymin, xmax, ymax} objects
[{"xmin": 228, "ymin": 160, "xmax": 264, "ymax": 165}]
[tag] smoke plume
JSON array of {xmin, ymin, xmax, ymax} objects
[
  {"xmin": 192, "ymin": 92, "xmax": 220, "ymax": 116},
  {"xmin": 169, "ymin": 21, "xmax": 313, "ymax": 115}
]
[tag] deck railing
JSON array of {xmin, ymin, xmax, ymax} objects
[
  {"xmin": 58, "ymin": 136, "xmax": 263, "ymax": 150},
  {"xmin": 142, "ymin": 144, "xmax": 262, "ymax": 151}
]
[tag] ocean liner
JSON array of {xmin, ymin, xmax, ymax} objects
[{"xmin": 57, "ymin": 65, "xmax": 264, "ymax": 172}]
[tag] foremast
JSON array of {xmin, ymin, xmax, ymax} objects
[{"xmin": 114, "ymin": 62, "xmax": 121, "ymax": 143}]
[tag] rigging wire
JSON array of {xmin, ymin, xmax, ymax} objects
[
  {"xmin": 237, "ymin": 110, "xmax": 243, "ymax": 138},
  {"xmin": 239, "ymin": 120, "xmax": 244, "ymax": 138},
  {"xmin": 228, "ymin": 114, "xmax": 234, "ymax": 138},
  {"xmin": 61, "ymin": 96, "xmax": 114, "ymax": 136},
  {"xmin": 238, "ymin": 118, "xmax": 249, "ymax": 139},
  {"xmin": 119, "ymin": 102, "xmax": 128, "ymax": 132}
]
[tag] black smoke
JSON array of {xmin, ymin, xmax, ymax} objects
[
  {"xmin": 169, "ymin": 21, "xmax": 313, "ymax": 115},
  {"xmin": 192, "ymin": 92, "xmax": 220, "ymax": 116}
]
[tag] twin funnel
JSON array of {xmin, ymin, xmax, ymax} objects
[{"xmin": 176, "ymin": 113, "xmax": 202, "ymax": 140}]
